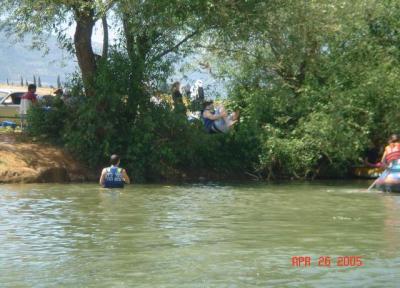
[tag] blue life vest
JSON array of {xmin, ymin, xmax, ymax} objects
[
  {"xmin": 103, "ymin": 166, "xmax": 125, "ymax": 188},
  {"xmin": 201, "ymin": 109, "xmax": 215, "ymax": 133},
  {"xmin": 389, "ymin": 159, "xmax": 400, "ymax": 172}
]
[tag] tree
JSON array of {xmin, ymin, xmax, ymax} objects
[
  {"xmin": 114, "ymin": 0, "xmax": 214, "ymax": 120},
  {"xmin": 0, "ymin": 0, "xmax": 223, "ymax": 100},
  {"xmin": 57, "ymin": 75, "xmax": 61, "ymax": 88},
  {"xmin": 0, "ymin": 0, "xmax": 115, "ymax": 97},
  {"xmin": 202, "ymin": 0, "xmax": 392, "ymax": 178}
]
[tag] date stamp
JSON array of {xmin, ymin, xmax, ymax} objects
[{"xmin": 291, "ymin": 256, "xmax": 363, "ymax": 267}]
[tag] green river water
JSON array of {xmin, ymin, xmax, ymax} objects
[{"xmin": 0, "ymin": 181, "xmax": 399, "ymax": 287}]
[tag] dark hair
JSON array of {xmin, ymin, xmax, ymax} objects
[
  {"xmin": 203, "ymin": 100, "xmax": 213, "ymax": 109},
  {"xmin": 110, "ymin": 154, "xmax": 120, "ymax": 165},
  {"xmin": 28, "ymin": 84, "xmax": 36, "ymax": 91},
  {"xmin": 54, "ymin": 88, "xmax": 63, "ymax": 95},
  {"xmin": 389, "ymin": 134, "xmax": 400, "ymax": 144},
  {"xmin": 171, "ymin": 81, "xmax": 180, "ymax": 93}
]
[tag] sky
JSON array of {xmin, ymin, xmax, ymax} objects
[{"xmin": 66, "ymin": 20, "xmax": 117, "ymax": 52}]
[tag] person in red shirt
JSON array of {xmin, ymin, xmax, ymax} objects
[
  {"xmin": 20, "ymin": 84, "xmax": 37, "ymax": 115},
  {"xmin": 19, "ymin": 84, "xmax": 37, "ymax": 129},
  {"xmin": 22, "ymin": 84, "xmax": 37, "ymax": 102}
]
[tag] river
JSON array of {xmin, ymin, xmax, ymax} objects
[{"xmin": 0, "ymin": 181, "xmax": 399, "ymax": 287}]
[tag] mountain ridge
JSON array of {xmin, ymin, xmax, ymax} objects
[{"xmin": 0, "ymin": 32, "xmax": 78, "ymax": 86}]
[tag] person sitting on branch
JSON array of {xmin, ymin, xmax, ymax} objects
[{"xmin": 201, "ymin": 100, "xmax": 239, "ymax": 134}]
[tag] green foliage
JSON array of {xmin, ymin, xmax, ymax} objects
[
  {"xmin": 25, "ymin": 51, "xmax": 256, "ymax": 182},
  {"xmin": 17, "ymin": 0, "xmax": 400, "ymax": 180},
  {"xmin": 206, "ymin": 0, "xmax": 400, "ymax": 179},
  {"xmin": 27, "ymin": 97, "xmax": 68, "ymax": 144}
]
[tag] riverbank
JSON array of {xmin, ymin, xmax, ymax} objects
[
  {"xmin": 0, "ymin": 130, "xmax": 255, "ymax": 184},
  {"xmin": 0, "ymin": 132, "xmax": 95, "ymax": 183}
]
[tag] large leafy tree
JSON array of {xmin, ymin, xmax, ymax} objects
[
  {"xmin": 201, "ymin": 0, "xmax": 400, "ymax": 178},
  {"xmin": 116, "ymin": 0, "xmax": 206, "ymax": 117},
  {"xmin": 0, "ymin": 0, "xmax": 206, "ymax": 96},
  {"xmin": 0, "ymin": 0, "xmax": 266, "ymax": 99},
  {"xmin": 0, "ymin": 0, "xmax": 115, "ymax": 96}
]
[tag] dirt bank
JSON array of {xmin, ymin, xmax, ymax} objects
[{"xmin": 0, "ymin": 133, "xmax": 96, "ymax": 183}]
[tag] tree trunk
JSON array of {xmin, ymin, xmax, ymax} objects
[
  {"xmin": 74, "ymin": 7, "xmax": 96, "ymax": 97},
  {"xmin": 102, "ymin": 15, "xmax": 109, "ymax": 59},
  {"xmin": 122, "ymin": 14, "xmax": 145, "ymax": 119},
  {"xmin": 122, "ymin": 13, "xmax": 135, "ymax": 62}
]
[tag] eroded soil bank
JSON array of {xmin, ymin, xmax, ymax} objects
[{"xmin": 0, "ymin": 133, "xmax": 95, "ymax": 183}]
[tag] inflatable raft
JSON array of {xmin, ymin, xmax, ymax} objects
[
  {"xmin": 375, "ymin": 160, "xmax": 400, "ymax": 192},
  {"xmin": 352, "ymin": 166, "xmax": 384, "ymax": 179}
]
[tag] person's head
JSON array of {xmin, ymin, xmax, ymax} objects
[
  {"xmin": 203, "ymin": 100, "xmax": 214, "ymax": 110},
  {"xmin": 28, "ymin": 84, "xmax": 36, "ymax": 93},
  {"xmin": 388, "ymin": 134, "xmax": 400, "ymax": 144},
  {"xmin": 195, "ymin": 80, "xmax": 203, "ymax": 88},
  {"xmin": 54, "ymin": 88, "xmax": 63, "ymax": 96},
  {"xmin": 110, "ymin": 154, "xmax": 120, "ymax": 166},
  {"xmin": 171, "ymin": 81, "xmax": 180, "ymax": 93}
]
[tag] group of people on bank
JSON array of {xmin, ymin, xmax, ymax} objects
[
  {"xmin": 22, "ymin": 79, "xmax": 239, "ymax": 135},
  {"xmin": 19, "ymin": 84, "xmax": 68, "ymax": 116}
]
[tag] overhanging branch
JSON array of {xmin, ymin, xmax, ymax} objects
[
  {"xmin": 94, "ymin": 0, "xmax": 116, "ymax": 20},
  {"xmin": 152, "ymin": 29, "xmax": 199, "ymax": 61}
]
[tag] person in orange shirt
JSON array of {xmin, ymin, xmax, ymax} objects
[
  {"xmin": 373, "ymin": 134, "xmax": 400, "ymax": 192},
  {"xmin": 381, "ymin": 134, "xmax": 400, "ymax": 167}
]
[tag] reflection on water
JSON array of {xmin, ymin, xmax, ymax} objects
[{"xmin": 0, "ymin": 182, "xmax": 399, "ymax": 287}]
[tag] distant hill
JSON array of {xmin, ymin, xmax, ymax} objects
[{"xmin": 0, "ymin": 32, "xmax": 77, "ymax": 87}]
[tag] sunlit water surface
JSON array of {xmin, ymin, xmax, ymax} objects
[{"xmin": 0, "ymin": 182, "xmax": 400, "ymax": 287}]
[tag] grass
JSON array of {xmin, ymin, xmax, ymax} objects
[{"xmin": 0, "ymin": 126, "xmax": 21, "ymax": 133}]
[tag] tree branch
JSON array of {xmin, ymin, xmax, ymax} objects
[
  {"xmin": 152, "ymin": 30, "xmax": 199, "ymax": 61},
  {"xmin": 94, "ymin": 0, "xmax": 116, "ymax": 20},
  {"xmin": 195, "ymin": 43, "xmax": 258, "ymax": 59},
  {"xmin": 102, "ymin": 15, "xmax": 108, "ymax": 59}
]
